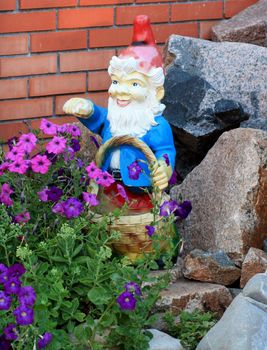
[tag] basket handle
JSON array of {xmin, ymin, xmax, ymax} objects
[{"xmin": 94, "ymin": 135, "xmax": 162, "ymax": 195}]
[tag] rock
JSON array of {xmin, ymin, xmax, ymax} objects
[
  {"xmin": 156, "ymin": 278, "xmax": 232, "ymax": 316},
  {"xmin": 73, "ymin": 122, "xmax": 101, "ymax": 164},
  {"xmin": 212, "ymin": 0, "xmax": 267, "ymax": 47},
  {"xmin": 148, "ymin": 329, "xmax": 184, "ymax": 350},
  {"xmin": 164, "ymin": 35, "xmax": 267, "ymax": 132},
  {"xmin": 240, "ymin": 247, "xmax": 267, "ymax": 288},
  {"xmin": 228, "ymin": 288, "xmax": 242, "ymax": 299},
  {"xmin": 162, "ymin": 65, "xmax": 247, "ymax": 159},
  {"xmin": 183, "ymin": 249, "xmax": 241, "ymax": 286},
  {"xmin": 196, "ymin": 273, "xmax": 267, "ymax": 350},
  {"xmin": 171, "ymin": 128, "xmax": 267, "ymax": 265}
]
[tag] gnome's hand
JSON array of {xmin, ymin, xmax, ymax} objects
[
  {"xmin": 63, "ymin": 98, "xmax": 93, "ymax": 118},
  {"xmin": 152, "ymin": 160, "xmax": 170, "ymax": 191}
]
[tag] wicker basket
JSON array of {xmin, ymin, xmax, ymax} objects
[{"xmin": 90, "ymin": 135, "xmax": 173, "ymax": 262}]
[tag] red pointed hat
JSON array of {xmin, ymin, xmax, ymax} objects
[{"xmin": 119, "ymin": 15, "xmax": 163, "ymax": 72}]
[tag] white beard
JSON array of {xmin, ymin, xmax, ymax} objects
[{"xmin": 107, "ymin": 94, "xmax": 165, "ymax": 169}]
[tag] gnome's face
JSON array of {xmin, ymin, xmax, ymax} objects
[{"xmin": 108, "ymin": 71, "xmax": 149, "ymax": 107}]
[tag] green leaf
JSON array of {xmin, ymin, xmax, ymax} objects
[
  {"xmin": 87, "ymin": 287, "xmax": 111, "ymax": 306},
  {"xmin": 51, "ymin": 256, "xmax": 68, "ymax": 263},
  {"xmin": 74, "ymin": 311, "xmax": 86, "ymax": 322}
]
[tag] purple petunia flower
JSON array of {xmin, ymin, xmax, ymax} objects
[
  {"xmin": 38, "ymin": 332, "xmax": 53, "ymax": 349},
  {"xmin": 37, "ymin": 188, "xmax": 49, "ymax": 202},
  {"xmin": 7, "ymin": 136, "xmax": 18, "ymax": 150},
  {"xmin": 90, "ymin": 135, "xmax": 100, "ymax": 149},
  {"xmin": 0, "ymin": 162, "xmax": 10, "ymax": 175},
  {"xmin": 46, "ymin": 186, "xmax": 63, "ymax": 202},
  {"xmin": 0, "ymin": 264, "xmax": 9, "ymax": 284},
  {"xmin": 13, "ymin": 305, "xmax": 34, "ymax": 326},
  {"xmin": 4, "ymin": 324, "xmax": 18, "ymax": 341},
  {"xmin": 66, "ymin": 124, "xmax": 81, "ymax": 137},
  {"xmin": 82, "ymin": 192, "xmax": 99, "ymax": 207},
  {"xmin": 52, "ymin": 202, "xmax": 64, "ymax": 215},
  {"xmin": 117, "ymin": 291, "xmax": 136, "ymax": 311},
  {"xmin": 168, "ymin": 170, "xmax": 177, "ymax": 185},
  {"xmin": 4, "ymin": 278, "xmax": 21, "ymax": 295},
  {"xmin": 0, "ymin": 183, "xmax": 14, "ymax": 207},
  {"xmin": 18, "ymin": 286, "xmax": 36, "ymax": 307},
  {"xmin": 145, "ymin": 225, "xmax": 155, "ymax": 237},
  {"xmin": 62, "ymin": 198, "xmax": 84, "ymax": 219},
  {"xmin": 159, "ymin": 200, "xmax": 178, "ymax": 217},
  {"xmin": 117, "ymin": 184, "xmax": 128, "ymax": 201},
  {"xmin": 0, "ymin": 334, "xmax": 12, "ymax": 350},
  {"xmin": 31, "ymin": 155, "xmax": 51, "ymax": 174},
  {"xmin": 8, "ymin": 263, "xmax": 26, "ymax": 278},
  {"xmin": 174, "ymin": 200, "xmax": 192, "ymax": 220},
  {"xmin": 163, "ymin": 154, "xmax": 170, "ymax": 166},
  {"xmin": 124, "ymin": 282, "xmax": 142, "ymax": 296},
  {"xmin": 76, "ymin": 158, "xmax": 84, "ymax": 168},
  {"xmin": 14, "ymin": 211, "xmax": 30, "ymax": 224},
  {"xmin": 70, "ymin": 139, "xmax": 81, "ymax": 152},
  {"xmin": 0, "ymin": 291, "xmax": 12, "ymax": 310},
  {"xmin": 128, "ymin": 161, "xmax": 142, "ymax": 180}
]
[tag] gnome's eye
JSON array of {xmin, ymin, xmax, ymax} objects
[
  {"xmin": 132, "ymin": 82, "xmax": 139, "ymax": 87},
  {"xmin": 112, "ymin": 80, "xmax": 118, "ymax": 85}
]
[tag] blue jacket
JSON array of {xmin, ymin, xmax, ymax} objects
[{"xmin": 78, "ymin": 104, "xmax": 176, "ymax": 187}]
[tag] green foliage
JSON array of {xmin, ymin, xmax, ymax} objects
[{"xmin": 164, "ymin": 310, "xmax": 218, "ymax": 350}]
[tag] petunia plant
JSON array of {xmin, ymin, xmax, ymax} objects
[{"xmin": 0, "ymin": 119, "xmax": 191, "ymax": 350}]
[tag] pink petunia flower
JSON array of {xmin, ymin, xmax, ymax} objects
[
  {"xmin": 82, "ymin": 192, "xmax": 99, "ymax": 206},
  {"xmin": 40, "ymin": 118, "xmax": 58, "ymax": 135},
  {"xmin": 52, "ymin": 202, "xmax": 64, "ymax": 215},
  {"xmin": 14, "ymin": 211, "xmax": 30, "ymax": 224},
  {"xmin": 117, "ymin": 184, "xmax": 128, "ymax": 201},
  {"xmin": 5, "ymin": 146, "xmax": 25, "ymax": 161},
  {"xmin": 37, "ymin": 188, "xmax": 49, "ymax": 202},
  {"xmin": 0, "ymin": 162, "xmax": 10, "ymax": 175},
  {"xmin": 85, "ymin": 162, "xmax": 102, "ymax": 180},
  {"xmin": 46, "ymin": 136, "xmax": 66, "ymax": 155},
  {"xmin": 0, "ymin": 183, "xmax": 14, "ymax": 207},
  {"xmin": 57, "ymin": 124, "xmax": 68, "ymax": 134},
  {"xmin": 31, "ymin": 155, "xmax": 51, "ymax": 174},
  {"xmin": 66, "ymin": 124, "xmax": 81, "ymax": 137},
  {"xmin": 95, "ymin": 171, "xmax": 115, "ymax": 188},
  {"xmin": 17, "ymin": 133, "xmax": 37, "ymax": 153},
  {"xmin": 8, "ymin": 159, "xmax": 28, "ymax": 175}
]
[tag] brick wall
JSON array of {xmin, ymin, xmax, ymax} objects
[{"xmin": 0, "ymin": 0, "xmax": 257, "ymax": 142}]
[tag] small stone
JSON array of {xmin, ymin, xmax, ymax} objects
[
  {"xmin": 156, "ymin": 278, "xmax": 232, "ymax": 316},
  {"xmin": 183, "ymin": 249, "xmax": 241, "ymax": 286},
  {"xmin": 240, "ymin": 247, "xmax": 267, "ymax": 288},
  {"xmin": 148, "ymin": 329, "xmax": 185, "ymax": 350}
]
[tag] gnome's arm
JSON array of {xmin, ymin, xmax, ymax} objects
[
  {"xmin": 146, "ymin": 117, "xmax": 176, "ymax": 190},
  {"xmin": 63, "ymin": 98, "xmax": 107, "ymax": 136}
]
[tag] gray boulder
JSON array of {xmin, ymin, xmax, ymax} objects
[
  {"xmin": 196, "ymin": 273, "xmax": 267, "ymax": 350},
  {"xmin": 164, "ymin": 35, "xmax": 267, "ymax": 133},
  {"xmin": 148, "ymin": 329, "xmax": 184, "ymax": 350}
]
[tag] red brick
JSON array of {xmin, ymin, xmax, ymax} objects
[
  {"xmin": 0, "ymin": 116, "xmax": 76, "ymax": 142},
  {"xmin": 200, "ymin": 20, "xmax": 221, "ymax": 39},
  {"xmin": 0, "ymin": 12, "xmax": 56, "ymax": 34},
  {"xmin": 136, "ymin": 0, "xmax": 175, "ymax": 2},
  {"xmin": 224, "ymin": 0, "xmax": 258, "ymax": 18},
  {"xmin": 31, "ymin": 31, "xmax": 87, "ymax": 53},
  {"xmin": 30, "ymin": 73, "xmax": 86, "ymax": 96},
  {"xmin": 20, "ymin": 0, "xmax": 77, "ymax": 9},
  {"xmin": 60, "ymin": 50, "xmax": 115, "ymax": 72},
  {"xmin": 81, "ymin": 0, "xmax": 133, "ymax": 4},
  {"xmin": 90, "ymin": 27, "xmax": 132, "ymax": 48},
  {"xmin": 58, "ymin": 8, "xmax": 113, "ymax": 29},
  {"xmin": 171, "ymin": 2, "xmax": 223, "ymax": 21},
  {"xmin": 88, "ymin": 71, "xmax": 110, "ymax": 91},
  {"xmin": 56, "ymin": 92, "xmax": 108, "ymax": 114},
  {"xmin": 0, "ymin": 98, "xmax": 53, "ymax": 121},
  {"xmin": 0, "ymin": 0, "xmax": 16, "ymax": 10},
  {"xmin": 0, "ymin": 55, "xmax": 57, "ymax": 78},
  {"xmin": 0, "ymin": 35, "xmax": 28, "ymax": 55},
  {"xmin": 0, "ymin": 79, "xmax": 27, "ymax": 100},
  {"xmin": 116, "ymin": 5, "xmax": 169, "ymax": 25},
  {"xmin": 153, "ymin": 23, "xmax": 199, "ymax": 42},
  {"xmin": 90, "ymin": 22, "xmax": 199, "ymax": 48}
]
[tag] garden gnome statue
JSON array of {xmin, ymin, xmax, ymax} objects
[{"xmin": 63, "ymin": 15, "xmax": 176, "ymax": 192}]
